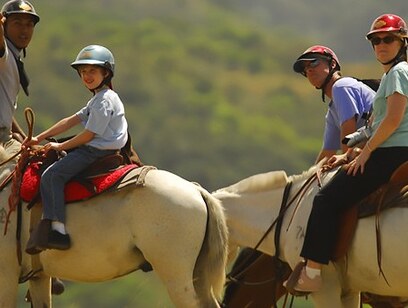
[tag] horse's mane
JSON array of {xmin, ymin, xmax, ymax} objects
[
  {"xmin": 214, "ymin": 162, "xmax": 324, "ymax": 195},
  {"xmin": 214, "ymin": 170, "xmax": 289, "ymax": 195},
  {"xmin": 287, "ymin": 164, "xmax": 321, "ymax": 184}
]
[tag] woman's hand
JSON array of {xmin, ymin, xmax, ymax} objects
[
  {"xmin": 322, "ymin": 153, "xmax": 348, "ymax": 171},
  {"xmin": 345, "ymin": 147, "xmax": 371, "ymax": 176}
]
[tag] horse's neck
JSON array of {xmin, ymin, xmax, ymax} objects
[
  {"xmin": 220, "ymin": 167, "xmax": 338, "ymax": 258},
  {"xmin": 219, "ymin": 188, "xmax": 284, "ymax": 255},
  {"xmin": 279, "ymin": 169, "xmax": 337, "ymax": 263}
]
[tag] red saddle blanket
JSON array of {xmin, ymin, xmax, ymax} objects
[{"xmin": 20, "ymin": 163, "xmax": 138, "ymax": 203}]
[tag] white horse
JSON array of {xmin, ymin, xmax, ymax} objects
[
  {"xmin": 213, "ymin": 164, "xmax": 408, "ymax": 308},
  {"xmin": 0, "ymin": 147, "xmax": 228, "ymax": 308}
]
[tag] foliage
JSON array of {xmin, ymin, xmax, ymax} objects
[
  {"xmin": 21, "ymin": 0, "xmax": 326, "ymax": 193},
  {"xmin": 12, "ymin": 0, "xmax": 397, "ymax": 305}
]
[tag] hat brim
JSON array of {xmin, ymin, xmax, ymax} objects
[{"xmin": 293, "ymin": 57, "xmax": 318, "ymax": 73}]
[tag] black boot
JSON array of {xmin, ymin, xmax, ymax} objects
[
  {"xmin": 25, "ymin": 219, "xmax": 52, "ymax": 255},
  {"xmin": 47, "ymin": 230, "xmax": 71, "ymax": 250}
]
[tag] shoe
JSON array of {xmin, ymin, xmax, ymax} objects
[
  {"xmin": 294, "ymin": 267, "xmax": 322, "ymax": 292},
  {"xmin": 47, "ymin": 231, "xmax": 71, "ymax": 250},
  {"xmin": 25, "ymin": 219, "xmax": 52, "ymax": 255},
  {"xmin": 283, "ymin": 261, "xmax": 322, "ymax": 294}
]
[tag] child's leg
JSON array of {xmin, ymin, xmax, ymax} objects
[{"xmin": 40, "ymin": 146, "xmax": 116, "ymax": 224}]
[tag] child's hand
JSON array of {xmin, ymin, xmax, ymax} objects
[
  {"xmin": 43, "ymin": 142, "xmax": 62, "ymax": 153},
  {"xmin": 22, "ymin": 136, "xmax": 40, "ymax": 148}
]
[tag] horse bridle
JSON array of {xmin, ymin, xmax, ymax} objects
[{"xmin": 225, "ymin": 171, "xmax": 322, "ymax": 306}]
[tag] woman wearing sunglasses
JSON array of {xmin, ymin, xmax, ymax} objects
[
  {"xmin": 285, "ymin": 13, "xmax": 408, "ymax": 293},
  {"xmin": 293, "ymin": 45, "xmax": 376, "ymax": 163}
]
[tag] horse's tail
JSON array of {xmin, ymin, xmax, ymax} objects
[{"xmin": 194, "ymin": 186, "xmax": 228, "ymax": 303}]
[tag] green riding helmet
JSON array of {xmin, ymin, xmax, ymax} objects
[
  {"xmin": 1, "ymin": 0, "xmax": 40, "ymax": 24},
  {"xmin": 71, "ymin": 45, "xmax": 115, "ymax": 76}
]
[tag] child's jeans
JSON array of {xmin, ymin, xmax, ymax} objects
[{"xmin": 40, "ymin": 145, "xmax": 117, "ymax": 223}]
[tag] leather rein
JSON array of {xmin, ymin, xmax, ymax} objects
[
  {"xmin": 225, "ymin": 170, "xmax": 322, "ymax": 306},
  {"xmin": 0, "ymin": 108, "xmax": 35, "ymax": 265}
]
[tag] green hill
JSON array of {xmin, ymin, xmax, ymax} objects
[{"xmin": 13, "ymin": 0, "xmax": 401, "ymax": 305}]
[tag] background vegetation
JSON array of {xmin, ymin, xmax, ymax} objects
[{"xmin": 15, "ymin": 0, "xmax": 408, "ymax": 306}]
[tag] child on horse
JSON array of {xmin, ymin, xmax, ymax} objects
[{"xmin": 24, "ymin": 44, "xmax": 129, "ymax": 253}]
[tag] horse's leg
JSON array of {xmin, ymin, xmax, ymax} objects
[
  {"xmin": 27, "ymin": 252, "xmax": 51, "ymax": 307},
  {"xmin": 148, "ymin": 235, "xmax": 217, "ymax": 307},
  {"xmin": 341, "ymin": 290, "xmax": 360, "ymax": 308},
  {"xmin": 28, "ymin": 271, "xmax": 51, "ymax": 308},
  {"xmin": 152, "ymin": 262, "xmax": 202, "ymax": 308},
  {"xmin": 311, "ymin": 265, "xmax": 358, "ymax": 308},
  {"xmin": 0, "ymin": 267, "xmax": 19, "ymax": 307}
]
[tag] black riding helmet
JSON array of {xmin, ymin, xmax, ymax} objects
[{"xmin": 1, "ymin": 0, "xmax": 40, "ymax": 24}]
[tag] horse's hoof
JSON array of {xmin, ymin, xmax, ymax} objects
[
  {"xmin": 25, "ymin": 245, "xmax": 44, "ymax": 255},
  {"xmin": 51, "ymin": 277, "xmax": 65, "ymax": 295},
  {"xmin": 24, "ymin": 290, "xmax": 31, "ymax": 302},
  {"xmin": 140, "ymin": 262, "xmax": 153, "ymax": 272}
]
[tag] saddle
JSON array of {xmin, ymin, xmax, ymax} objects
[
  {"xmin": 19, "ymin": 148, "xmax": 153, "ymax": 206},
  {"xmin": 332, "ymin": 161, "xmax": 408, "ymax": 261}
]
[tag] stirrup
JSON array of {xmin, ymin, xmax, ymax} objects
[{"xmin": 283, "ymin": 260, "xmax": 311, "ymax": 296}]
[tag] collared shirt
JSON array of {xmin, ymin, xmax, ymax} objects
[
  {"xmin": 76, "ymin": 88, "xmax": 128, "ymax": 150},
  {"xmin": 0, "ymin": 39, "xmax": 21, "ymax": 136},
  {"xmin": 323, "ymin": 77, "xmax": 376, "ymax": 150}
]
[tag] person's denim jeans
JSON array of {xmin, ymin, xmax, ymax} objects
[{"xmin": 40, "ymin": 145, "xmax": 116, "ymax": 223}]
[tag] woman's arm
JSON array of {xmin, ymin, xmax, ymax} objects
[{"xmin": 348, "ymin": 92, "xmax": 407, "ymax": 175}]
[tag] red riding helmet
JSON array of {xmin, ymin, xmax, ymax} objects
[
  {"xmin": 293, "ymin": 45, "xmax": 341, "ymax": 75},
  {"xmin": 366, "ymin": 14, "xmax": 408, "ymax": 39}
]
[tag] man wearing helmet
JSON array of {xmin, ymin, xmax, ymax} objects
[
  {"xmin": 285, "ymin": 14, "xmax": 408, "ymax": 293},
  {"xmin": 24, "ymin": 45, "xmax": 129, "ymax": 252},
  {"xmin": 0, "ymin": 0, "xmax": 39, "ymax": 154},
  {"xmin": 293, "ymin": 45, "xmax": 376, "ymax": 163}
]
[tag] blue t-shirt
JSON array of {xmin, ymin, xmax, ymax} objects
[
  {"xmin": 323, "ymin": 77, "xmax": 376, "ymax": 150},
  {"xmin": 372, "ymin": 61, "xmax": 408, "ymax": 147},
  {"xmin": 76, "ymin": 88, "xmax": 128, "ymax": 150}
]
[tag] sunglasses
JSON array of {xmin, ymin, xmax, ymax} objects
[
  {"xmin": 303, "ymin": 59, "xmax": 321, "ymax": 72},
  {"xmin": 370, "ymin": 35, "xmax": 400, "ymax": 46}
]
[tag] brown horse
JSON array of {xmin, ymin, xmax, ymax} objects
[
  {"xmin": 222, "ymin": 248, "xmax": 291, "ymax": 308},
  {"xmin": 222, "ymin": 248, "xmax": 407, "ymax": 308}
]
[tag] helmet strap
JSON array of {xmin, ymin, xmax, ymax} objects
[
  {"xmin": 316, "ymin": 58, "xmax": 336, "ymax": 102},
  {"xmin": 89, "ymin": 74, "xmax": 113, "ymax": 93},
  {"xmin": 379, "ymin": 45, "xmax": 406, "ymax": 67}
]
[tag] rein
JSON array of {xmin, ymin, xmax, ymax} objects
[
  {"xmin": 1, "ymin": 108, "xmax": 35, "ymax": 265},
  {"xmin": 0, "ymin": 108, "xmax": 35, "ymax": 189},
  {"xmin": 225, "ymin": 170, "xmax": 322, "ymax": 305}
]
